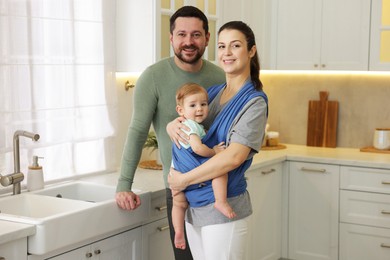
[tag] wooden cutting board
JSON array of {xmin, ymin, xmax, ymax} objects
[{"xmin": 307, "ymin": 91, "xmax": 339, "ymax": 147}]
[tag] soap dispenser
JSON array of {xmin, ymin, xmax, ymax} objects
[{"xmin": 27, "ymin": 155, "xmax": 44, "ymax": 191}]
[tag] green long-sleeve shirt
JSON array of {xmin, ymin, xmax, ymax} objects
[{"xmin": 116, "ymin": 57, "xmax": 225, "ymax": 192}]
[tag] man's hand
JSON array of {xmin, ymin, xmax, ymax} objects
[
  {"xmin": 166, "ymin": 116, "xmax": 190, "ymax": 148},
  {"xmin": 115, "ymin": 191, "xmax": 141, "ymax": 210}
]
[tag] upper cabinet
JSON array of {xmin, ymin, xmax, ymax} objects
[
  {"xmin": 370, "ymin": 0, "xmax": 390, "ymax": 71},
  {"xmin": 116, "ymin": 0, "xmax": 221, "ymax": 72},
  {"xmin": 275, "ymin": 0, "xmax": 371, "ymax": 70}
]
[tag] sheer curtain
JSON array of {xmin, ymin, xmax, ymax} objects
[{"xmin": 0, "ymin": 0, "xmax": 117, "ymax": 183}]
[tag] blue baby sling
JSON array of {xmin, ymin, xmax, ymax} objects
[{"xmin": 172, "ymin": 80, "xmax": 268, "ymax": 207}]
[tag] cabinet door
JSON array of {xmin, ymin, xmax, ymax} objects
[
  {"xmin": 0, "ymin": 238, "xmax": 28, "ymax": 260},
  {"xmin": 276, "ymin": 0, "xmax": 322, "ymax": 70},
  {"xmin": 94, "ymin": 227, "xmax": 142, "ymax": 260},
  {"xmin": 321, "ymin": 0, "xmax": 370, "ymax": 70},
  {"xmin": 142, "ymin": 218, "xmax": 174, "ymax": 260},
  {"xmin": 276, "ymin": 0, "xmax": 370, "ymax": 70},
  {"xmin": 47, "ymin": 245, "xmax": 90, "ymax": 260},
  {"xmin": 340, "ymin": 223, "xmax": 390, "ymax": 260},
  {"xmin": 246, "ymin": 163, "xmax": 282, "ymax": 260},
  {"xmin": 288, "ymin": 162, "xmax": 339, "ymax": 260},
  {"xmin": 47, "ymin": 228, "xmax": 142, "ymax": 260},
  {"xmin": 370, "ymin": 0, "xmax": 390, "ymax": 70}
]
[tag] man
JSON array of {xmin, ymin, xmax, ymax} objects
[{"xmin": 115, "ymin": 6, "xmax": 225, "ymax": 259}]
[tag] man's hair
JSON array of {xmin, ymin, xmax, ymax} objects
[
  {"xmin": 176, "ymin": 83, "xmax": 208, "ymax": 106},
  {"xmin": 170, "ymin": 6, "xmax": 209, "ymax": 34}
]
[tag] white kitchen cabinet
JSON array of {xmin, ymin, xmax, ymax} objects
[
  {"xmin": 221, "ymin": 0, "xmax": 275, "ymax": 69},
  {"xmin": 142, "ymin": 218, "xmax": 174, "ymax": 260},
  {"xmin": 369, "ymin": 0, "xmax": 390, "ymax": 71},
  {"xmin": 288, "ymin": 161, "xmax": 339, "ymax": 260},
  {"xmin": 47, "ymin": 227, "xmax": 142, "ymax": 260},
  {"xmin": 246, "ymin": 163, "xmax": 283, "ymax": 260},
  {"xmin": 276, "ymin": 0, "xmax": 370, "ymax": 70},
  {"xmin": 0, "ymin": 238, "xmax": 28, "ymax": 260},
  {"xmin": 339, "ymin": 166, "xmax": 390, "ymax": 260},
  {"xmin": 116, "ymin": 0, "xmax": 221, "ymax": 72},
  {"xmin": 142, "ymin": 190, "xmax": 174, "ymax": 260}
]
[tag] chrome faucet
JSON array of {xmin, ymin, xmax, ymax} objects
[{"xmin": 0, "ymin": 130, "xmax": 40, "ymax": 195}]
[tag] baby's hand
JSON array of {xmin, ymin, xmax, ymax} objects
[{"xmin": 213, "ymin": 142, "xmax": 226, "ymax": 154}]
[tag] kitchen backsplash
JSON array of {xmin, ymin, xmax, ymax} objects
[
  {"xmin": 115, "ymin": 72, "xmax": 390, "ymax": 164},
  {"xmin": 262, "ymin": 71, "xmax": 390, "ymax": 149}
]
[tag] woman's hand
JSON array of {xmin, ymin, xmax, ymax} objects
[
  {"xmin": 168, "ymin": 167, "xmax": 189, "ymax": 193},
  {"xmin": 166, "ymin": 116, "xmax": 190, "ymax": 148}
]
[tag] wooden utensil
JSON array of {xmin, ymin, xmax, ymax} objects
[{"xmin": 307, "ymin": 91, "xmax": 339, "ymax": 147}]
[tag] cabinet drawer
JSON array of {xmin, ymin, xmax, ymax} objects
[
  {"xmin": 340, "ymin": 223, "xmax": 390, "ymax": 260},
  {"xmin": 149, "ymin": 192, "xmax": 168, "ymax": 222},
  {"xmin": 340, "ymin": 190, "xmax": 390, "ymax": 228},
  {"xmin": 340, "ymin": 166, "xmax": 390, "ymax": 194}
]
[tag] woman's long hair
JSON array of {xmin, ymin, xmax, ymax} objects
[{"xmin": 218, "ymin": 21, "xmax": 263, "ymax": 91}]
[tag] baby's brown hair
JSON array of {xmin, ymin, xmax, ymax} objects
[{"xmin": 176, "ymin": 83, "xmax": 208, "ymax": 106}]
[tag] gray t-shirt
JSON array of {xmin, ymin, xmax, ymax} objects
[{"xmin": 185, "ymin": 87, "xmax": 268, "ymax": 227}]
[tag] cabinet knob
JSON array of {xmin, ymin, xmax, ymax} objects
[
  {"xmin": 86, "ymin": 252, "xmax": 93, "ymax": 258},
  {"xmin": 300, "ymin": 167, "xmax": 327, "ymax": 173},
  {"xmin": 321, "ymin": 64, "xmax": 326, "ymax": 68},
  {"xmin": 157, "ymin": 225, "xmax": 170, "ymax": 232},
  {"xmin": 381, "ymin": 243, "xmax": 390, "ymax": 248},
  {"xmin": 261, "ymin": 169, "xmax": 276, "ymax": 175},
  {"xmin": 94, "ymin": 249, "xmax": 101, "ymax": 255},
  {"xmin": 314, "ymin": 64, "xmax": 319, "ymax": 68},
  {"xmin": 155, "ymin": 205, "xmax": 167, "ymax": 211}
]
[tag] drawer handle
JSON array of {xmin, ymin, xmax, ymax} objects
[
  {"xmin": 155, "ymin": 205, "xmax": 167, "ymax": 211},
  {"xmin": 381, "ymin": 210, "xmax": 390, "ymax": 215},
  {"xmin": 157, "ymin": 225, "xmax": 170, "ymax": 232},
  {"xmin": 381, "ymin": 243, "xmax": 390, "ymax": 248},
  {"xmin": 381, "ymin": 181, "xmax": 390, "ymax": 185},
  {"xmin": 86, "ymin": 252, "xmax": 93, "ymax": 258},
  {"xmin": 261, "ymin": 169, "xmax": 276, "ymax": 175},
  {"xmin": 300, "ymin": 167, "xmax": 327, "ymax": 173}
]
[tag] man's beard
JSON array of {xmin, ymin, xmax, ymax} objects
[{"xmin": 174, "ymin": 45, "xmax": 204, "ymax": 64}]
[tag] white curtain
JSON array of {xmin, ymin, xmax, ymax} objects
[{"xmin": 0, "ymin": 0, "xmax": 117, "ymax": 183}]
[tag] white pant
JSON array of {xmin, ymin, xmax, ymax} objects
[{"xmin": 185, "ymin": 217, "xmax": 250, "ymax": 260}]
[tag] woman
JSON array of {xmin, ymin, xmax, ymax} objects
[{"xmin": 168, "ymin": 21, "xmax": 268, "ymax": 259}]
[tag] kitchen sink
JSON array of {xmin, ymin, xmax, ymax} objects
[
  {"xmin": 0, "ymin": 182, "xmax": 150, "ymax": 255},
  {"xmin": 0, "ymin": 193, "xmax": 92, "ymax": 221},
  {"xmin": 32, "ymin": 181, "xmax": 117, "ymax": 203}
]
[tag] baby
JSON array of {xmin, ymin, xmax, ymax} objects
[{"xmin": 171, "ymin": 83, "xmax": 236, "ymax": 250}]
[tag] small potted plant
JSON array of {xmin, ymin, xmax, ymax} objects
[{"xmin": 143, "ymin": 131, "xmax": 161, "ymax": 165}]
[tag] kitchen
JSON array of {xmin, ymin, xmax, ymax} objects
[{"xmin": 1, "ymin": 0, "xmax": 390, "ymax": 259}]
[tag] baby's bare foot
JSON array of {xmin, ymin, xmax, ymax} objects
[
  {"xmin": 214, "ymin": 200, "xmax": 236, "ymax": 219},
  {"xmin": 175, "ymin": 230, "xmax": 186, "ymax": 250}
]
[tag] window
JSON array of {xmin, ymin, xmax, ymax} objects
[{"xmin": 0, "ymin": 0, "xmax": 117, "ymax": 184}]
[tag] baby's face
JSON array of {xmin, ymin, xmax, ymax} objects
[{"xmin": 180, "ymin": 93, "xmax": 209, "ymax": 123}]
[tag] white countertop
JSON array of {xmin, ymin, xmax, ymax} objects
[
  {"xmin": 0, "ymin": 220, "xmax": 35, "ymax": 245},
  {"xmin": 1, "ymin": 144, "xmax": 389, "ymax": 245},
  {"xmin": 82, "ymin": 144, "xmax": 390, "ymax": 193}
]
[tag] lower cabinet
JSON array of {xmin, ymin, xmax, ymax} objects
[
  {"xmin": 142, "ymin": 218, "xmax": 174, "ymax": 260},
  {"xmin": 0, "ymin": 238, "xmax": 28, "ymax": 260},
  {"xmin": 246, "ymin": 163, "xmax": 283, "ymax": 260},
  {"xmin": 47, "ymin": 227, "xmax": 142, "ymax": 259},
  {"xmin": 288, "ymin": 161, "xmax": 339, "ymax": 260},
  {"xmin": 340, "ymin": 223, "xmax": 390, "ymax": 260},
  {"xmin": 142, "ymin": 190, "xmax": 174, "ymax": 260},
  {"xmin": 339, "ymin": 166, "xmax": 390, "ymax": 260}
]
